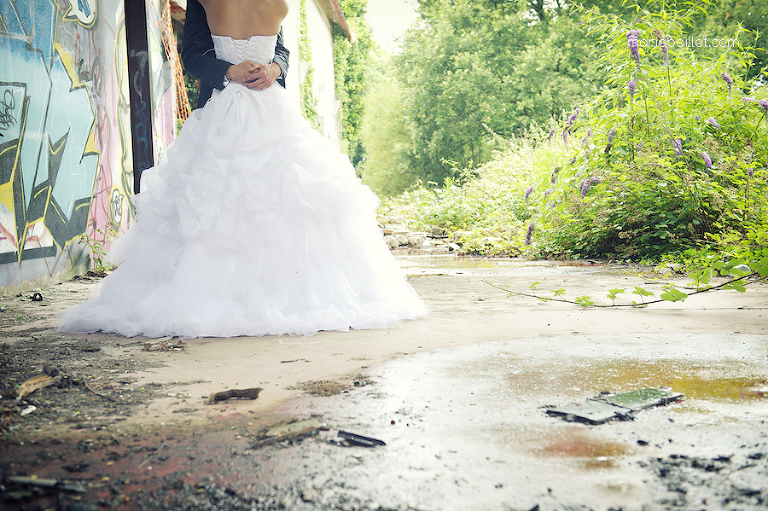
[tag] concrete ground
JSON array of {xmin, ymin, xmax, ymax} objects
[{"xmin": 1, "ymin": 255, "xmax": 766, "ymax": 510}]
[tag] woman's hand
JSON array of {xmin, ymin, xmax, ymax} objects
[
  {"xmin": 244, "ymin": 62, "xmax": 280, "ymax": 90},
  {"xmin": 225, "ymin": 60, "xmax": 258, "ymax": 84},
  {"xmin": 225, "ymin": 61, "xmax": 280, "ymax": 90}
]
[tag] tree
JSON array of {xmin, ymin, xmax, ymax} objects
[
  {"xmin": 360, "ymin": 48, "xmax": 417, "ymax": 196},
  {"xmin": 698, "ymin": 0, "xmax": 768, "ymax": 80},
  {"xmin": 394, "ymin": 0, "xmax": 603, "ymax": 187}
]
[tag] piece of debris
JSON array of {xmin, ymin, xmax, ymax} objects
[
  {"xmin": 265, "ymin": 418, "xmax": 327, "ymax": 438},
  {"xmin": 15, "ymin": 373, "xmax": 61, "ymax": 400},
  {"xmin": 288, "ymin": 379, "xmax": 347, "ymax": 396},
  {"xmin": 62, "ymin": 462, "xmax": 91, "ymax": 472},
  {"xmin": 334, "ymin": 430, "xmax": 386, "ymax": 448},
  {"xmin": 545, "ymin": 388, "xmax": 684, "ymax": 425},
  {"xmin": 251, "ymin": 418, "xmax": 327, "ymax": 448},
  {"xmin": 31, "ymin": 292, "xmax": 43, "ymax": 302},
  {"xmin": 207, "ymin": 387, "xmax": 262, "ymax": 403},
  {"xmin": 20, "ymin": 405, "xmax": 36, "ymax": 416},
  {"xmin": 6, "ymin": 476, "xmax": 86, "ymax": 493},
  {"xmin": 545, "ymin": 400, "xmax": 633, "ymax": 425},
  {"xmin": 15, "ymin": 364, "xmax": 121, "ymax": 404},
  {"xmin": 43, "ymin": 363, "xmax": 60, "ymax": 377},
  {"xmin": 144, "ymin": 337, "xmax": 186, "ymax": 352},
  {"xmin": 599, "ymin": 388, "xmax": 684, "ymax": 410}
]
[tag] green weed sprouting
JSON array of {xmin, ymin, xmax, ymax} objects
[{"xmin": 78, "ymin": 222, "xmax": 117, "ymax": 274}]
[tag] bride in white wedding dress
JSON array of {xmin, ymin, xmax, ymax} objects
[{"xmin": 56, "ymin": 0, "xmax": 428, "ymax": 338}]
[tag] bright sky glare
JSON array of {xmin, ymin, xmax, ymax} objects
[{"xmin": 365, "ymin": 0, "xmax": 419, "ymax": 52}]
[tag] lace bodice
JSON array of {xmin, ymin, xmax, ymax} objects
[{"xmin": 212, "ymin": 34, "xmax": 277, "ymax": 65}]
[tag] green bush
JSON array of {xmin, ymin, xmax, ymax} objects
[
  {"xmin": 532, "ymin": 1, "xmax": 767, "ymax": 260},
  {"xmin": 382, "ymin": 0, "xmax": 768, "ymax": 263},
  {"xmin": 380, "ymin": 132, "xmax": 567, "ymax": 255}
]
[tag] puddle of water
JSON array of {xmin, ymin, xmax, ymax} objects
[
  {"xmin": 535, "ymin": 426, "xmax": 633, "ymax": 459},
  {"xmin": 395, "ymin": 254, "xmax": 614, "ymax": 276},
  {"xmin": 487, "ymin": 356, "xmax": 766, "ymax": 403},
  {"xmin": 275, "ymin": 334, "xmax": 767, "ymax": 510},
  {"xmin": 498, "ymin": 425, "xmax": 635, "ymax": 470},
  {"xmin": 563, "ymin": 360, "xmax": 767, "ymax": 402}
]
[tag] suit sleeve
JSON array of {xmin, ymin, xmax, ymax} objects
[
  {"xmin": 181, "ymin": 0, "xmax": 231, "ymax": 91},
  {"xmin": 274, "ymin": 29, "xmax": 289, "ymax": 88}
]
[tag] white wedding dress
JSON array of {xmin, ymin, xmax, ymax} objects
[{"xmin": 57, "ymin": 35, "xmax": 428, "ymax": 338}]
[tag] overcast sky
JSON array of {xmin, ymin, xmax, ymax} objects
[{"xmin": 365, "ymin": 0, "xmax": 419, "ymax": 52}]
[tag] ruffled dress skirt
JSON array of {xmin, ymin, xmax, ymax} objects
[{"xmin": 57, "ymin": 36, "xmax": 428, "ymax": 338}]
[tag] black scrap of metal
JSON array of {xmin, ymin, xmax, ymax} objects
[
  {"xmin": 337, "ymin": 430, "xmax": 386, "ymax": 447},
  {"xmin": 545, "ymin": 388, "xmax": 685, "ymax": 425}
]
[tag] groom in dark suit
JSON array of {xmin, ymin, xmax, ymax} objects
[{"xmin": 181, "ymin": 0, "xmax": 290, "ymax": 109}]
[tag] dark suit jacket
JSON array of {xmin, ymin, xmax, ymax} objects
[{"xmin": 181, "ymin": 0, "xmax": 289, "ymax": 109}]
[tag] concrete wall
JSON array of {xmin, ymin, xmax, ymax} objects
[{"xmin": 0, "ymin": 0, "xmax": 175, "ymax": 287}]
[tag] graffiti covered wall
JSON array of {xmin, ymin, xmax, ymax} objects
[{"xmin": 0, "ymin": 0, "xmax": 174, "ymax": 287}]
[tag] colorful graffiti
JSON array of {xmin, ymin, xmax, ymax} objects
[
  {"xmin": 0, "ymin": 0, "xmax": 174, "ymax": 287},
  {"xmin": 63, "ymin": 0, "xmax": 98, "ymax": 28},
  {"xmin": 0, "ymin": 0, "xmax": 100, "ymax": 270}
]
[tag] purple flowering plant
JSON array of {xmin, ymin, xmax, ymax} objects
[
  {"xmin": 524, "ymin": 185, "xmax": 534, "ymax": 200},
  {"xmin": 672, "ymin": 138, "xmax": 683, "ymax": 156},
  {"xmin": 721, "ymin": 73, "xmax": 732, "ymax": 91},
  {"xmin": 627, "ymin": 80, "xmax": 637, "ymax": 97},
  {"xmin": 380, "ymin": 1, "xmax": 768, "ymax": 269},
  {"xmin": 513, "ymin": 2, "xmax": 768, "ymax": 262}
]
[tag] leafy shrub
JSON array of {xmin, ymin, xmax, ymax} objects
[
  {"xmin": 380, "ymin": 133, "xmax": 567, "ymax": 255},
  {"xmin": 384, "ymin": 0, "xmax": 768, "ymax": 264},
  {"xmin": 530, "ymin": 1, "xmax": 767, "ymax": 260}
]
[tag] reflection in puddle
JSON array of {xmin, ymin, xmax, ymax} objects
[
  {"xmin": 566, "ymin": 360, "xmax": 766, "ymax": 402},
  {"xmin": 532, "ymin": 426, "xmax": 633, "ymax": 469},
  {"xmin": 493, "ymin": 358, "xmax": 766, "ymax": 402},
  {"xmin": 396, "ymin": 254, "xmax": 614, "ymax": 276}
]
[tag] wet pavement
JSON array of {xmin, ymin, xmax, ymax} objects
[
  {"xmin": 274, "ymin": 333, "xmax": 767, "ymax": 510},
  {"xmin": 1, "ymin": 255, "xmax": 767, "ymax": 510}
]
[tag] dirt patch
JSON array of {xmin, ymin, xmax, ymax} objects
[
  {"xmin": 288, "ymin": 375, "xmax": 374, "ymax": 397},
  {"xmin": 0, "ymin": 335, "xmax": 169, "ymax": 435}
]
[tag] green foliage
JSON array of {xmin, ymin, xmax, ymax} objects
[
  {"xmin": 360, "ymin": 50, "xmax": 418, "ymax": 196},
  {"xmin": 396, "ymin": 0, "xmax": 603, "ymax": 187},
  {"xmin": 694, "ymin": 0, "xmax": 768, "ymax": 80},
  {"xmin": 333, "ymin": 0, "xmax": 373, "ymax": 170},
  {"xmin": 380, "ymin": 132, "xmax": 567, "ymax": 255},
  {"xmin": 607, "ymin": 288, "xmax": 625, "ymax": 304},
  {"xmin": 632, "ymin": 286, "xmax": 654, "ymax": 304},
  {"xmin": 299, "ymin": 0, "xmax": 318, "ymax": 126},
  {"xmin": 660, "ymin": 284, "xmax": 688, "ymax": 301},
  {"xmin": 78, "ymin": 222, "xmax": 117, "ymax": 274},
  {"xmin": 384, "ymin": 0, "xmax": 768, "ymax": 273},
  {"xmin": 184, "ymin": 73, "xmax": 200, "ymax": 112},
  {"xmin": 528, "ymin": 1, "xmax": 768, "ymax": 261}
]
